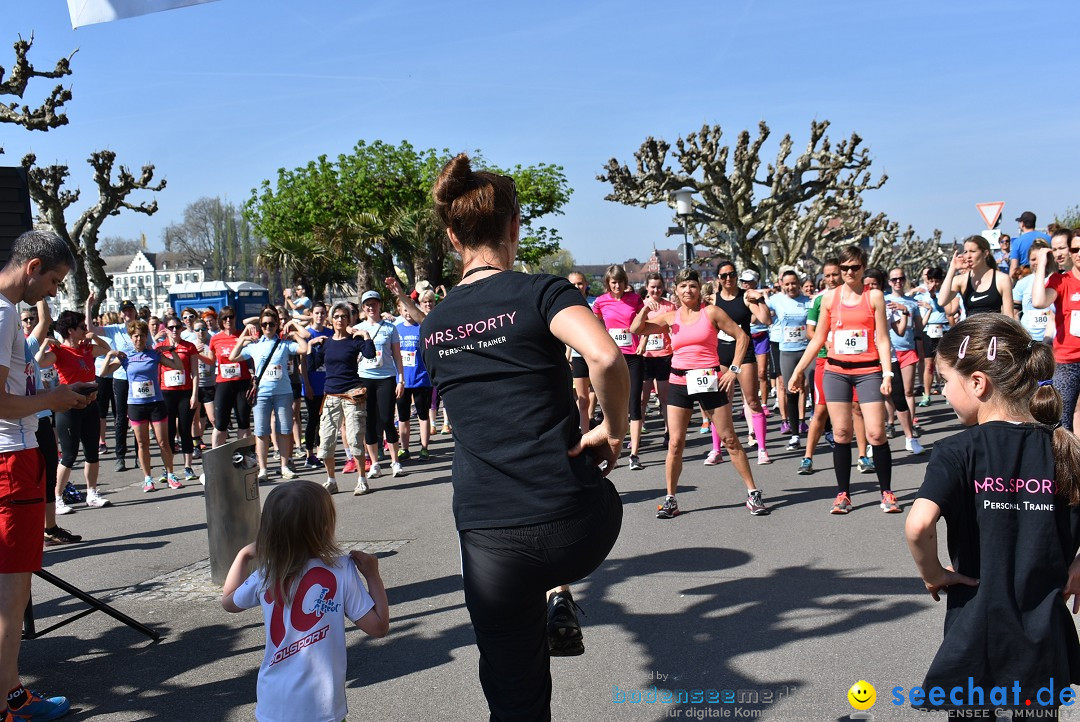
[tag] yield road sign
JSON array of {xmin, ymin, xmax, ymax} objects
[{"xmin": 976, "ymin": 201, "xmax": 1005, "ymax": 229}]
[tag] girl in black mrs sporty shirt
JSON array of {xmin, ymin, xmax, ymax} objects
[{"xmin": 422, "ymin": 154, "xmax": 626, "ymax": 722}]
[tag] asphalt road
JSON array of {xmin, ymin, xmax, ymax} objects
[{"xmin": 18, "ymin": 396, "xmax": 1080, "ymax": 721}]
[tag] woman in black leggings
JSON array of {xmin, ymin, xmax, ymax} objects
[{"xmin": 424, "ymin": 155, "xmax": 626, "ymax": 720}]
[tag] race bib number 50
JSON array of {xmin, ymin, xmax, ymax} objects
[{"xmin": 686, "ymin": 368, "xmax": 719, "ymax": 395}]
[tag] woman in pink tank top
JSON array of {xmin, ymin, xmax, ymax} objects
[{"xmin": 631, "ymin": 268, "xmax": 769, "ymax": 518}]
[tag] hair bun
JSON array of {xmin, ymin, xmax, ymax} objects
[{"xmin": 433, "ymin": 153, "xmax": 474, "ymax": 209}]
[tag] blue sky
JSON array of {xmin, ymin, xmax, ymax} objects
[{"xmin": 4, "ymin": 1, "xmax": 1078, "ymax": 265}]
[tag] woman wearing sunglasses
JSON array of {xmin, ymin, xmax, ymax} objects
[
  {"xmin": 1031, "ymin": 242, "xmax": 1080, "ymax": 429},
  {"xmin": 229, "ymin": 309, "xmax": 309, "ymax": 481},
  {"xmin": 208, "ymin": 306, "xmax": 253, "ymax": 448},
  {"xmin": 790, "ymin": 245, "xmax": 898, "ymax": 515},
  {"xmin": 157, "ymin": 319, "xmax": 201, "ymax": 481}
]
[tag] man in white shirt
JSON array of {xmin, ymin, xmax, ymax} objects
[{"xmin": 0, "ymin": 231, "xmax": 97, "ymax": 722}]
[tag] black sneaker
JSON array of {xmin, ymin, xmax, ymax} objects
[
  {"xmin": 547, "ymin": 591, "xmax": 585, "ymax": 657},
  {"xmin": 44, "ymin": 525, "xmax": 83, "ymax": 546},
  {"xmin": 115, "ymin": 458, "xmax": 126, "ymax": 473},
  {"xmin": 656, "ymin": 496, "xmax": 680, "ymax": 519}
]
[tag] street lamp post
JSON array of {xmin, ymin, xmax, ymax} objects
[
  {"xmin": 671, "ymin": 187, "xmax": 696, "ymax": 268},
  {"xmin": 760, "ymin": 240, "xmax": 772, "ymax": 286}
]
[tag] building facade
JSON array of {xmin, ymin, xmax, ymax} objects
[{"xmin": 54, "ymin": 250, "xmax": 207, "ymax": 314}]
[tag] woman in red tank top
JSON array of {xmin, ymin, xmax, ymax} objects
[
  {"xmin": 790, "ymin": 245, "xmax": 898, "ymax": 515},
  {"xmin": 631, "ymin": 268, "xmax": 769, "ymax": 518}
]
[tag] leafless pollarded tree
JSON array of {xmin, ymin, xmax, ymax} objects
[
  {"xmin": 0, "ymin": 33, "xmax": 75, "ymax": 153},
  {"xmin": 22, "ymin": 151, "xmax": 165, "ymax": 306},
  {"xmin": 598, "ymin": 120, "xmax": 886, "ymax": 273}
]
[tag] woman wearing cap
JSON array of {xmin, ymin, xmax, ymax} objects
[
  {"xmin": 709, "ymin": 261, "xmax": 773, "ymax": 465},
  {"xmin": 356, "ymin": 290, "xmax": 405, "ymax": 479},
  {"xmin": 423, "ymin": 154, "xmax": 625, "ymax": 719},
  {"xmin": 939, "ymin": 235, "xmax": 1014, "ymax": 318},
  {"xmin": 208, "ymin": 306, "xmax": 254, "ymax": 448},
  {"xmin": 790, "ymin": 245, "xmax": 898, "ymax": 515},
  {"xmin": 593, "ymin": 264, "xmax": 646, "ymax": 469}
]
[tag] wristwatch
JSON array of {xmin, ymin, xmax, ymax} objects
[
  {"xmin": 728, "ymin": 365, "xmax": 742, "ymax": 375},
  {"xmin": 882, "ymin": 371, "xmax": 895, "ymax": 378}
]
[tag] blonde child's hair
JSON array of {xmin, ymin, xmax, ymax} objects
[{"xmin": 256, "ymin": 481, "xmax": 343, "ymax": 604}]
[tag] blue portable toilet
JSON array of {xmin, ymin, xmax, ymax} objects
[{"xmin": 168, "ymin": 281, "xmax": 270, "ymax": 318}]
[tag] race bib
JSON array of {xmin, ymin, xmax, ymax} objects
[
  {"xmin": 686, "ymin": 368, "xmax": 719, "ymax": 395},
  {"xmin": 361, "ymin": 349, "xmax": 383, "ymax": 368},
  {"xmin": 163, "ymin": 369, "xmax": 186, "ymax": 387},
  {"xmin": 40, "ymin": 366, "xmax": 58, "ymax": 385},
  {"xmin": 609, "ymin": 328, "xmax": 632, "ymax": 348},
  {"xmin": 924, "ymin": 324, "xmax": 944, "ymax": 339},
  {"xmin": 264, "ymin": 364, "xmax": 283, "ymax": 381},
  {"xmin": 1070, "ymin": 311, "xmax": 1080, "ymax": 338},
  {"xmin": 132, "ymin": 380, "xmax": 155, "ymax": 399},
  {"xmin": 716, "ymin": 329, "xmax": 735, "ymax": 343},
  {"xmin": 1029, "ymin": 312, "xmax": 1051, "ymax": 329},
  {"xmin": 834, "ymin": 329, "xmax": 868, "ymax": 355},
  {"xmin": 402, "ymin": 350, "xmax": 417, "ymax": 367},
  {"xmin": 783, "ymin": 325, "xmax": 806, "ymax": 344},
  {"xmin": 220, "ymin": 362, "xmax": 241, "ymax": 379},
  {"xmin": 645, "ymin": 335, "xmax": 665, "ymax": 352}
]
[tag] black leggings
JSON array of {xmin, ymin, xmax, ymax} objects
[
  {"xmin": 889, "ymin": 360, "xmax": 909, "ymax": 414},
  {"xmin": 459, "ymin": 479, "xmax": 622, "ymax": 721},
  {"xmin": 363, "ymin": 377, "xmax": 399, "ymax": 445},
  {"xmin": 112, "ymin": 379, "xmax": 130, "ymax": 458},
  {"xmin": 396, "ymin": 386, "xmax": 433, "ymax": 422},
  {"xmin": 36, "ymin": 416, "xmax": 57, "ymax": 504},
  {"xmin": 56, "ymin": 404, "xmax": 101, "ymax": 469},
  {"xmin": 163, "ymin": 389, "xmax": 195, "ymax": 454},
  {"xmin": 95, "ymin": 376, "xmax": 114, "ymax": 419},
  {"xmin": 624, "ymin": 354, "xmax": 645, "ymax": 422},
  {"xmin": 213, "ymin": 379, "xmax": 253, "ymax": 431},
  {"xmin": 304, "ymin": 394, "xmax": 324, "ymax": 451}
]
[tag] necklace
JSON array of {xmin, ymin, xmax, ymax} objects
[{"xmin": 462, "ymin": 265, "xmax": 503, "ymax": 280}]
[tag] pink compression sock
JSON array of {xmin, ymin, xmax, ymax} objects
[
  {"xmin": 752, "ymin": 410, "xmax": 768, "ymax": 450},
  {"xmin": 711, "ymin": 422, "xmax": 722, "ymax": 452}
]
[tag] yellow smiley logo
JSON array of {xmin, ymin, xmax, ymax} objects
[{"xmin": 847, "ymin": 680, "xmax": 876, "ymax": 711}]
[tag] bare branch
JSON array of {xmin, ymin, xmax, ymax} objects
[{"xmin": 0, "ymin": 33, "xmax": 76, "ymax": 147}]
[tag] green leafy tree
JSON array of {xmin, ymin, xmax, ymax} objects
[{"xmin": 1053, "ymin": 205, "xmax": 1080, "ymax": 231}]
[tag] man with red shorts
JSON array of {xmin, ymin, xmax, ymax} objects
[{"xmin": 0, "ymin": 231, "xmax": 96, "ymax": 722}]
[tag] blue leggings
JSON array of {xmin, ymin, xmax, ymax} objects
[{"xmin": 1053, "ymin": 361, "xmax": 1080, "ymax": 431}]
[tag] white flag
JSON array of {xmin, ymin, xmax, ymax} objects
[{"xmin": 67, "ymin": 0, "xmax": 220, "ymax": 28}]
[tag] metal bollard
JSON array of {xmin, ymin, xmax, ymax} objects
[{"xmin": 202, "ymin": 437, "xmax": 261, "ymax": 585}]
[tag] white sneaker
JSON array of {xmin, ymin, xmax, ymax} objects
[
  {"xmin": 391, "ymin": 462, "xmax": 404, "ymax": 477},
  {"xmin": 86, "ymin": 489, "xmax": 111, "ymax": 508},
  {"xmin": 906, "ymin": 437, "xmax": 925, "ymax": 455},
  {"xmin": 281, "ymin": 464, "xmax": 298, "ymax": 480},
  {"xmin": 786, "ymin": 436, "xmax": 800, "ymax": 450},
  {"xmin": 354, "ymin": 477, "xmax": 369, "ymax": 495},
  {"xmin": 322, "ymin": 479, "xmax": 339, "ymax": 494},
  {"xmin": 368, "ymin": 463, "xmax": 381, "ymax": 479},
  {"xmin": 757, "ymin": 449, "xmax": 772, "ymax": 465},
  {"xmin": 703, "ymin": 450, "xmax": 723, "ymax": 466},
  {"xmin": 55, "ymin": 498, "xmax": 74, "ymax": 515}
]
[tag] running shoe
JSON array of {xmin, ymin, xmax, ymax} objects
[
  {"xmin": 698, "ymin": 421, "xmax": 710, "ymax": 434},
  {"xmin": 353, "ymin": 477, "xmax": 369, "ymax": 495},
  {"xmin": 397, "ymin": 448, "xmax": 411, "ymax": 461},
  {"xmin": 629, "ymin": 455, "xmax": 644, "ymax": 471},
  {"xmin": 62, "ymin": 481, "xmax": 83, "ymax": 505},
  {"xmin": 857, "ymin": 456, "xmax": 875, "ymax": 474},
  {"xmin": 86, "ymin": 489, "xmax": 111, "ymax": 508},
  {"xmin": 756, "ymin": 449, "xmax": 772, "ymax": 465},
  {"xmin": 166, "ymin": 473, "xmax": 183, "ymax": 490},
  {"xmin": 281, "ymin": 464, "xmax": 298, "ymax": 480},
  {"xmin": 703, "ymin": 449, "xmax": 723, "ymax": 466},
  {"xmin": 746, "ymin": 489, "xmax": 769, "ymax": 516},
  {"xmin": 656, "ymin": 496, "xmax": 680, "ymax": 519},
  {"xmin": 304, "ymin": 455, "xmax": 322, "ymax": 469},
  {"xmin": 322, "ymin": 479, "xmax": 339, "ymax": 495},
  {"xmin": 98, "ymin": 442, "xmax": 107, "ymax": 454},
  {"xmin": 746, "ymin": 432, "xmax": 756, "ymax": 448},
  {"xmin": 798, "ymin": 421, "xmax": 809, "ymax": 434},
  {"xmin": 831, "ymin": 492, "xmax": 852, "ymax": 514},
  {"xmin": 342, "ymin": 458, "xmax": 358, "ymax": 474},
  {"xmin": 183, "ymin": 467, "xmax": 197, "ymax": 481},
  {"xmin": 440, "ymin": 424, "xmax": 451, "ymax": 435},
  {"xmin": 886, "ymin": 423, "xmax": 897, "ymax": 439},
  {"xmin": 115, "ymin": 458, "xmax": 126, "ymax": 473},
  {"xmin": 369, "ymin": 463, "xmax": 381, "ymax": 479},
  {"xmin": 547, "ymin": 590, "xmax": 585, "ymax": 656},
  {"xmin": 786, "ymin": 435, "xmax": 800, "ymax": 450},
  {"xmin": 905, "ymin": 438, "xmax": 925, "ymax": 455},
  {"xmin": 54, "ymin": 498, "xmax": 74, "ymax": 516},
  {"xmin": 391, "ymin": 462, "xmax": 404, "ymax": 477},
  {"xmin": 780, "ymin": 420, "xmax": 791, "ymax": 435},
  {"xmin": 880, "ymin": 490, "xmax": 902, "ymax": 513},
  {"xmin": 824, "ymin": 431, "xmax": 835, "ymax": 448},
  {"xmin": 797, "ymin": 458, "xmax": 813, "ymax": 475},
  {"xmin": 418, "ymin": 448, "xmax": 430, "ymax": 460},
  {"xmin": 363, "ymin": 457, "xmax": 372, "ymax": 473},
  {"xmin": 8, "ymin": 688, "xmax": 70, "ymax": 721},
  {"xmin": 293, "ymin": 447, "xmax": 307, "ymax": 459},
  {"xmin": 257, "ymin": 471, "xmax": 269, "ymax": 484},
  {"xmin": 917, "ymin": 394, "xmax": 930, "ymax": 408},
  {"xmin": 142, "ymin": 476, "xmax": 155, "ymax": 493},
  {"xmin": 192, "ymin": 447, "xmax": 202, "ymax": 460},
  {"xmin": 44, "ymin": 525, "xmax": 82, "ymax": 547}
]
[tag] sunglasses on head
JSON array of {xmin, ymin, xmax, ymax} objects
[{"xmin": 839, "ymin": 264, "xmax": 862, "ymax": 273}]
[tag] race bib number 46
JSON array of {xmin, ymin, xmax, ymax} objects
[
  {"xmin": 834, "ymin": 329, "xmax": 868, "ymax": 355},
  {"xmin": 686, "ymin": 368, "xmax": 719, "ymax": 395}
]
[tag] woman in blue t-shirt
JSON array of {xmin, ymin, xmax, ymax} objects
[
  {"xmin": 355, "ymin": 291, "xmax": 404, "ymax": 479},
  {"xmin": 118, "ymin": 319, "xmax": 187, "ymax": 493},
  {"xmin": 230, "ymin": 308, "xmax": 308, "ymax": 482}
]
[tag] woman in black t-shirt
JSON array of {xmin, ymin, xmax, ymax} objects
[
  {"xmin": 906, "ymin": 314, "xmax": 1080, "ymax": 717},
  {"xmin": 422, "ymin": 154, "xmax": 627, "ymax": 721}
]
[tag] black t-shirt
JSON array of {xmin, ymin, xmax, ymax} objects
[
  {"xmin": 421, "ymin": 271, "xmax": 602, "ymax": 530},
  {"xmin": 714, "ymin": 289, "xmax": 752, "ymax": 339},
  {"xmin": 915, "ymin": 422, "xmax": 1080, "ymax": 708}
]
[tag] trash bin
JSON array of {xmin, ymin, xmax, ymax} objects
[{"xmin": 203, "ymin": 437, "xmax": 261, "ymax": 585}]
